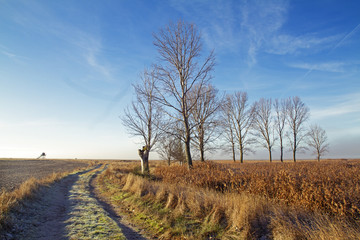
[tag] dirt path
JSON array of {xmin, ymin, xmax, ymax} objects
[{"xmin": 7, "ymin": 165, "xmax": 147, "ymax": 240}]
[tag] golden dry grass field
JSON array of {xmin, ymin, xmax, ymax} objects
[
  {"xmin": 96, "ymin": 159, "xmax": 360, "ymax": 239},
  {"xmin": 1, "ymin": 159, "xmax": 360, "ymax": 239}
]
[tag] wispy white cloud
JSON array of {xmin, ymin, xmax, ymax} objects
[
  {"xmin": 240, "ymin": 0, "xmax": 288, "ymax": 65},
  {"xmin": 289, "ymin": 62, "xmax": 347, "ymax": 73},
  {"xmin": 3, "ymin": 1, "xmax": 114, "ymax": 82},
  {"xmin": 0, "ymin": 44, "xmax": 29, "ymax": 62},
  {"xmin": 267, "ymin": 34, "xmax": 339, "ymax": 55},
  {"xmin": 170, "ymin": 0, "xmax": 289, "ymax": 66},
  {"xmin": 311, "ymin": 92, "xmax": 360, "ymax": 120}
]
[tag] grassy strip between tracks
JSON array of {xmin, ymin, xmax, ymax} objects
[{"xmin": 65, "ymin": 165, "xmax": 125, "ymax": 240}]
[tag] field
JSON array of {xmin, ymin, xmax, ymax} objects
[
  {"xmin": 96, "ymin": 159, "xmax": 360, "ymax": 239},
  {"xmin": 1, "ymin": 159, "xmax": 360, "ymax": 239},
  {"xmin": 0, "ymin": 159, "xmax": 90, "ymax": 190},
  {"xmin": 154, "ymin": 159, "xmax": 360, "ymax": 220}
]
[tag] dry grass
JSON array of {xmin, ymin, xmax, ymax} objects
[
  {"xmin": 97, "ymin": 161, "xmax": 360, "ymax": 239},
  {"xmin": 154, "ymin": 160, "xmax": 360, "ymax": 221}
]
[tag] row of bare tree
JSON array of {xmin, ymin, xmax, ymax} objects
[
  {"xmin": 221, "ymin": 94, "xmax": 328, "ymax": 164},
  {"xmin": 121, "ymin": 20, "xmax": 328, "ymax": 173}
]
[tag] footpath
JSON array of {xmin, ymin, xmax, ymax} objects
[{"xmin": 6, "ymin": 165, "xmax": 146, "ymax": 240}]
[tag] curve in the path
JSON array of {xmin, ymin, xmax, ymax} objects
[{"xmin": 8, "ymin": 165, "xmax": 147, "ymax": 240}]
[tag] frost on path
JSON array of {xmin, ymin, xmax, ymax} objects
[
  {"xmin": 65, "ymin": 167, "xmax": 125, "ymax": 240},
  {"xmin": 8, "ymin": 166, "xmax": 135, "ymax": 240}
]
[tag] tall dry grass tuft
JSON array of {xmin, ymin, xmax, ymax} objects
[
  {"xmin": 99, "ymin": 162, "xmax": 360, "ymax": 239},
  {"xmin": 154, "ymin": 161, "xmax": 360, "ymax": 221}
]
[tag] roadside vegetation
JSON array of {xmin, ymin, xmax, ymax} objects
[{"xmin": 96, "ymin": 160, "xmax": 360, "ymax": 239}]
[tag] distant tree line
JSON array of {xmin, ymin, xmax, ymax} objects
[{"xmin": 121, "ymin": 20, "xmax": 329, "ymax": 173}]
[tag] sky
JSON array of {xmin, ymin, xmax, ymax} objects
[{"xmin": 0, "ymin": 0, "xmax": 359, "ymax": 160}]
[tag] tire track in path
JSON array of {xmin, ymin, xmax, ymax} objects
[{"xmin": 8, "ymin": 165, "xmax": 146, "ymax": 240}]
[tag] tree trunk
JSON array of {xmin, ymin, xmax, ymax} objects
[
  {"xmin": 239, "ymin": 143, "xmax": 244, "ymax": 163},
  {"xmin": 268, "ymin": 147, "xmax": 272, "ymax": 162},
  {"xmin": 293, "ymin": 133, "xmax": 297, "ymax": 162},
  {"xmin": 293, "ymin": 149, "xmax": 296, "ymax": 163},
  {"xmin": 185, "ymin": 135, "xmax": 193, "ymax": 168},
  {"xmin": 231, "ymin": 142, "xmax": 236, "ymax": 162},
  {"xmin": 280, "ymin": 137, "xmax": 283, "ymax": 162},
  {"xmin": 199, "ymin": 138, "xmax": 205, "ymax": 162},
  {"xmin": 183, "ymin": 115, "xmax": 193, "ymax": 168},
  {"xmin": 200, "ymin": 148, "xmax": 205, "ymax": 162},
  {"xmin": 138, "ymin": 148, "xmax": 149, "ymax": 173}
]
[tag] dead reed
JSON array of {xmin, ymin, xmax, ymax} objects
[
  {"xmin": 98, "ymin": 161, "xmax": 360, "ymax": 239},
  {"xmin": 154, "ymin": 160, "xmax": 360, "ymax": 221}
]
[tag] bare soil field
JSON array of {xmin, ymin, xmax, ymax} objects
[{"xmin": 0, "ymin": 159, "xmax": 89, "ymax": 191}]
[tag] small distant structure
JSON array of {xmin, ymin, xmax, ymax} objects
[{"xmin": 37, "ymin": 152, "xmax": 46, "ymax": 159}]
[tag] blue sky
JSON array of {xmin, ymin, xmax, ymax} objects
[{"xmin": 0, "ymin": 0, "xmax": 359, "ymax": 160}]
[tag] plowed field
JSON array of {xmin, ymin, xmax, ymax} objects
[{"xmin": 0, "ymin": 159, "xmax": 89, "ymax": 190}]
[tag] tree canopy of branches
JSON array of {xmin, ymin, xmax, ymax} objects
[
  {"xmin": 223, "ymin": 92, "xmax": 255, "ymax": 163},
  {"xmin": 253, "ymin": 98, "xmax": 277, "ymax": 162},
  {"xmin": 153, "ymin": 20, "xmax": 215, "ymax": 168},
  {"xmin": 274, "ymin": 98, "xmax": 287, "ymax": 162},
  {"xmin": 307, "ymin": 124, "xmax": 329, "ymax": 161},
  {"xmin": 189, "ymin": 84, "xmax": 221, "ymax": 161},
  {"xmin": 121, "ymin": 68, "xmax": 162, "ymax": 173},
  {"xmin": 286, "ymin": 96, "xmax": 310, "ymax": 162}
]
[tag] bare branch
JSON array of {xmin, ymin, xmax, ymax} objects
[{"xmin": 153, "ymin": 20, "xmax": 215, "ymax": 167}]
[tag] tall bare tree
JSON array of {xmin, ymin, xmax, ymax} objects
[
  {"xmin": 286, "ymin": 96, "xmax": 310, "ymax": 162},
  {"xmin": 307, "ymin": 124, "xmax": 329, "ymax": 161},
  {"xmin": 274, "ymin": 98, "xmax": 287, "ymax": 162},
  {"xmin": 253, "ymin": 98, "xmax": 277, "ymax": 162},
  {"xmin": 189, "ymin": 84, "xmax": 221, "ymax": 162},
  {"xmin": 221, "ymin": 108, "xmax": 237, "ymax": 161},
  {"xmin": 121, "ymin": 68, "xmax": 162, "ymax": 173},
  {"xmin": 153, "ymin": 20, "xmax": 215, "ymax": 168},
  {"xmin": 224, "ymin": 92, "xmax": 255, "ymax": 163}
]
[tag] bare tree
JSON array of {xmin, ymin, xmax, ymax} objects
[
  {"xmin": 221, "ymin": 98, "xmax": 237, "ymax": 161},
  {"xmin": 224, "ymin": 92, "xmax": 256, "ymax": 163},
  {"xmin": 253, "ymin": 98, "xmax": 277, "ymax": 162},
  {"xmin": 121, "ymin": 68, "xmax": 162, "ymax": 173},
  {"xmin": 171, "ymin": 137, "xmax": 186, "ymax": 165},
  {"xmin": 157, "ymin": 136, "xmax": 175, "ymax": 166},
  {"xmin": 286, "ymin": 96, "xmax": 310, "ymax": 162},
  {"xmin": 274, "ymin": 98, "xmax": 287, "ymax": 162},
  {"xmin": 157, "ymin": 135, "xmax": 186, "ymax": 165},
  {"xmin": 153, "ymin": 20, "xmax": 215, "ymax": 168},
  {"xmin": 307, "ymin": 124, "xmax": 329, "ymax": 161},
  {"xmin": 188, "ymin": 84, "xmax": 221, "ymax": 161}
]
